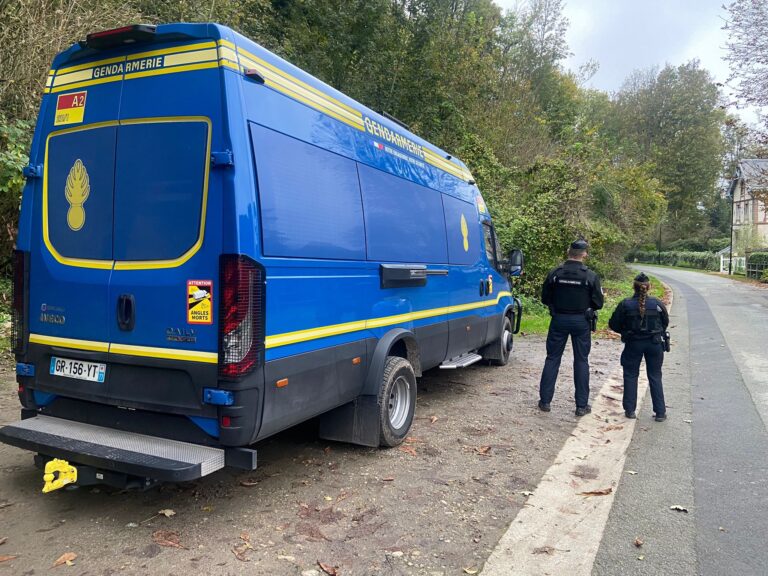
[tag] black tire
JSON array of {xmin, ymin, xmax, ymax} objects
[
  {"xmin": 377, "ymin": 356, "xmax": 417, "ymax": 447},
  {"xmin": 490, "ymin": 315, "xmax": 514, "ymax": 366}
]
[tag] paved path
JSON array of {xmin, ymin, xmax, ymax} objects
[
  {"xmin": 485, "ymin": 267, "xmax": 768, "ymax": 575},
  {"xmin": 594, "ymin": 267, "xmax": 768, "ymax": 576}
]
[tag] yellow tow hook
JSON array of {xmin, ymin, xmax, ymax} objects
[{"xmin": 42, "ymin": 459, "xmax": 77, "ymax": 493}]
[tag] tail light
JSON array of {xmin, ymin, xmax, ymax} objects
[
  {"xmin": 218, "ymin": 255, "xmax": 265, "ymax": 379},
  {"xmin": 11, "ymin": 250, "xmax": 28, "ymax": 355}
]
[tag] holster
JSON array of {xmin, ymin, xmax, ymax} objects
[{"xmin": 585, "ymin": 308, "xmax": 597, "ymax": 332}]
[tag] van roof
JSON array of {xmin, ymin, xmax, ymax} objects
[{"xmin": 50, "ymin": 22, "xmax": 474, "ymax": 183}]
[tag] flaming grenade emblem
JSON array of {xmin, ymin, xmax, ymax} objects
[
  {"xmin": 460, "ymin": 213, "xmax": 469, "ymax": 252},
  {"xmin": 65, "ymin": 159, "xmax": 90, "ymax": 231}
]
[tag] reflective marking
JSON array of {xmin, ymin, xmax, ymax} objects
[{"xmin": 265, "ymin": 291, "xmax": 512, "ymax": 349}]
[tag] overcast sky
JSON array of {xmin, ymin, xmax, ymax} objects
[{"xmin": 494, "ymin": 0, "xmax": 757, "ymax": 123}]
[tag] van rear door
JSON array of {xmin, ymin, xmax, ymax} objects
[
  {"xmin": 28, "ymin": 79, "xmax": 122, "ymax": 354},
  {"xmin": 105, "ymin": 42, "xmax": 224, "ymax": 410}
]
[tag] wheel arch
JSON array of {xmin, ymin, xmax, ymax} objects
[{"xmin": 363, "ymin": 328, "xmax": 421, "ymax": 396}]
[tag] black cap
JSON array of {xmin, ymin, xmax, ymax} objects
[
  {"xmin": 570, "ymin": 239, "xmax": 588, "ymax": 250},
  {"xmin": 634, "ymin": 272, "xmax": 650, "ymax": 283}
]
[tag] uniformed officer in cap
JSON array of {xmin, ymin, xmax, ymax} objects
[
  {"xmin": 538, "ymin": 239, "xmax": 604, "ymax": 416},
  {"xmin": 608, "ymin": 272, "xmax": 669, "ymax": 422}
]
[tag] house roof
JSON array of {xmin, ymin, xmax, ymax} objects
[{"xmin": 738, "ymin": 159, "xmax": 768, "ymax": 192}]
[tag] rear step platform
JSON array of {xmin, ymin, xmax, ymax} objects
[
  {"xmin": 440, "ymin": 352, "xmax": 483, "ymax": 369},
  {"xmin": 0, "ymin": 415, "xmax": 225, "ymax": 483}
]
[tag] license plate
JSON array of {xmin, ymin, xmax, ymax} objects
[{"xmin": 50, "ymin": 356, "xmax": 106, "ymax": 382}]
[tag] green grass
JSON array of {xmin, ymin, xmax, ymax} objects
[{"xmin": 518, "ymin": 268, "xmax": 666, "ymax": 336}]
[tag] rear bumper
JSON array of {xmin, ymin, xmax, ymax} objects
[{"xmin": 0, "ymin": 415, "xmax": 225, "ymax": 482}]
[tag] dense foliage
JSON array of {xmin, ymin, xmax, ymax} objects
[{"xmin": 0, "ymin": 0, "xmax": 734, "ymax": 292}]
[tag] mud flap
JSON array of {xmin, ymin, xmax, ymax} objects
[{"xmin": 317, "ymin": 395, "xmax": 379, "ymax": 448}]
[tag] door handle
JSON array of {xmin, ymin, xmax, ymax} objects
[{"xmin": 117, "ymin": 294, "xmax": 135, "ymax": 331}]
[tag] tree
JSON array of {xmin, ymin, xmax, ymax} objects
[{"xmin": 723, "ymin": 0, "xmax": 768, "ymax": 113}]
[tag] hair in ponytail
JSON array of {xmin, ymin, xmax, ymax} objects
[{"xmin": 633, "ymin": 276, "xmax": 650, "ymax": 318}]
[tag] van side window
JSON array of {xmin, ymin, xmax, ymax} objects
[
  {"xmin": 250, "ymin": 123, "xmax": 366, "ymax": 260},
  {"xmin": 483, "ymin": 222, "xmax": 497, "ymax": 268},
  {"xmin": 358, "ymin": 163, "xmax": 448, "ymax": 263}
]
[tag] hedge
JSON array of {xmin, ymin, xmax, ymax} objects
[
  {"xmin": 748, "ymin": 252, "xmax": 768, "ymax": 265},
  {"xmin": 747, "ymin": 252, "xmax": 768, "ymax": 279},
  {"xmin": 626, "ymin": 250, "xmax": 719, "ymax": 271}
]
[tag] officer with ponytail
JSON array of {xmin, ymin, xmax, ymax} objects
[{"xmin": 608, "ymin": 273, "xmax": 670, "ymax": 422}]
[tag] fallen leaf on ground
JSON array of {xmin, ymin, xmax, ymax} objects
[
  {"xmin": 637, "ymin": 555, "xmax": 645, "ymax": 560},
  {"xmin": 601, "ymin": 424, "xmax": 624, "ymax": 431},
  {"xmin": 578, "ymin": 487, "xmax": 613, "ymax": 496},
  {"xmin": 683, "ymin": 419, "xmax": 692, "ymax": 424},
  {"xmin": 52, "ymin": 552, "xmax": 77, "ymax": 567},
  {"xmin": 430, "ymin": 415, "xmax": 438, "ymax": 424},
  {"xmin": 399, "ymin": 446, "xmax": 417, "ymax": 457},
  {"xmin": 475, "ymin": 445, "xmax": 492, "ymax": 455},
  {"xmin": 627, "ymin": 470, "xmax": 638, "ymax": 475},
  {"xmin": 520, "ymin": 491, "xmax": 534, "ymax": 497},
  {"xmin": 232, "ymin": 543, "xmax": 251, "ymax": 562},
  {"xmin": 0, "ymin": 503, "xmax": 12, "ymax": 510},
  {"xmin": 324, "ymin": 446, "xmax": 332, "ymax": 454},
  {"xmin": 201, "ymin": 505, "xmax": 214, "ymax": 512},
  {"xmin": 463, "ymin": 568, "xmax": 479, "ymax": 574},
  {"xmin": 151, "ymin": 530, "xmax": 187, "ymax": 549},
  {"xmin": 158, "ymin": 509, "xmax": 176, "ymax": 518},
  {"xmin": 381, "ymin": 477, "xmax": 395, "ymax": 482},
  {"xmin": 670, "ymin": 505, "xmax": 689, "ymax": 513},
  {"xmin": 239, "ymin": 478, "xmax": 259, "ymax": 487},
  {"xmin": 404, "ymin": 436, "xmax": 423, "ymax": 444},
  {"xmin": 318, "ymin": 560, "xmax": 338, "ymax": 575},
  {"xmin": 634, "ymin": 538, "xmax": 644, "ymax": 547},
  {"xmin": 532, "ymin": 546, "xmax": 555, "ymax": 555},
  {"xmin": 0, "ymin": 537, "xmax": 6, "ymax": 545},
  {"xmin": 0, "ymin": 555, "xmax": 17, "ymax": 563}
]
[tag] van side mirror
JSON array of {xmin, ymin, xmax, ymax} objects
[{"xmin": 506, "ymin": 248, "xmax": 524, "ymax": 277}]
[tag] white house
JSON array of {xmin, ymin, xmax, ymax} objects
[{"xmin": 729, "ymin": 159, "xmax": 768, "ymax": 250}]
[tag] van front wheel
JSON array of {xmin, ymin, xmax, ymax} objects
[
  {"xmin": 486, "ymin": 315, "xmax": 513, "ymax": 366},
  {"xmin": 377, "ymin": 356, "xmax": 417, "ymax": 447}
]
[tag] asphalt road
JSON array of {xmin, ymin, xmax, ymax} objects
[{"xmin": 594, "ymin": 267, "xmax": 768, "ymax": 576}]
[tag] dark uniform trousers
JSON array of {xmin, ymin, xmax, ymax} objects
[
  {"xmin": 539, "ymin": 313, "xmax": 592, "ymax": 408},
  {"xmin": 621, "ymin": 337, "xmax": 666, "ymax": 415}
]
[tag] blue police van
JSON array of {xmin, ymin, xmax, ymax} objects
[{"xmin": 2, "ymin": 23, "xmax": 523, "ymax": 491}]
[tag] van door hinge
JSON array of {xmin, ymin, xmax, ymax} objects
[
  {"xmin": 23, "ymin": 164, "xmax": 42, "ymax": 179},
  {"xmin": 211, "ymin": 150, "xmax": 234, "ymax": 168}
]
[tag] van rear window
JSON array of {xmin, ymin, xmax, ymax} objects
[{"xmin": 113, "ymin": 121, "xmax": 209, "ymax": 261}]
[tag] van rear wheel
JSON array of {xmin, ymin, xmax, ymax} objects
[{"xmin": 377, "ymin": 356, "xmax": 417, "ymax": 447}]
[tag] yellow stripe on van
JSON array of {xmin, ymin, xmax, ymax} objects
[
  {"xmin": 29, "ymin": 334, "xmax": 110, "ymax": 353},
  {"xmin": 109, "ymin": 343, "xmax": 218, "ymax": 363},
  {"xmin": 237, "ymin": 46, "xmax": 360, "ymax": 116},
  {"xmin": 237, "ymin": 52, "xmax": 364, "ymax": 131},
  {"xmin": 265, "ymin": 291, "xmax": 513, "ymax": 349}
]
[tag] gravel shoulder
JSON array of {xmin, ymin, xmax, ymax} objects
[{"xmin": 0, "ymin": 335, "xmax": 623, "ymax": 576}]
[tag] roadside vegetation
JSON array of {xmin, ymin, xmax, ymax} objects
[{"xmin": 0, "ymin": 0, "xmax": 761, "ymax": 300}]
